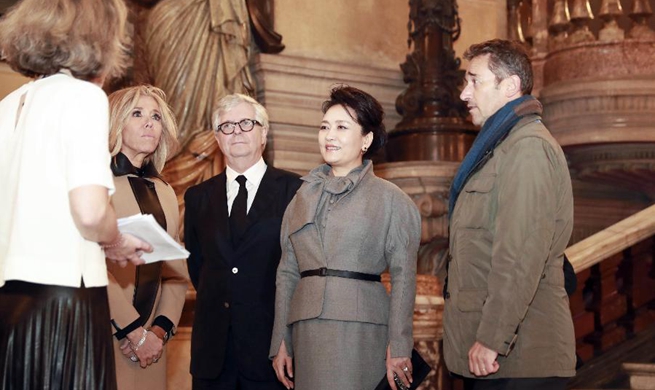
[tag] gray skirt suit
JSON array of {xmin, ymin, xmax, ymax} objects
[{"xmin": 270, "ymin": 161, "xmax": 421, "ymax": 389}]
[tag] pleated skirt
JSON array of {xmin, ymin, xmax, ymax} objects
[
  {"xmin": 291, "ymin": 318, "xmax": 388, "ymax": 390},
  {"xmin": 0, "ymin": 280, "xmax": 117, "ymax": 390}
]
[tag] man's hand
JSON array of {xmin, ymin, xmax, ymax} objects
[
  {"xmin": 272, "ymin": 340, "xmax": 294, "ymax": 389},
  {"xmin": 468, "ymin": 341, "xmax": 499, "ymax": 377}
]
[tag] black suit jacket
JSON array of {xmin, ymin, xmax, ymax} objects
[{"xmin": 185, "ymin": 166, "xmax": 301, "ymax": 381}]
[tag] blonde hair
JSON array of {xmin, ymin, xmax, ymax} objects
[
  {"xmin": 109, "ymin": 85, "xmax": 179, "ymax": 172},
  {"xmin": 0, "ymin": 0, "xmax": 130, "ymax": 81},
  {"xmin": 212, "ymin": 93, "xmax": 270, "ymax": 131}
]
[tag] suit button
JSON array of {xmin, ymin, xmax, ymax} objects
[
  {"xmin": 232, "ymin": 267, "xmax": 238, "ymax": 274},
  {"xmin": 224, "ymin": 302, "xmax": 230, "ymax": 308}
]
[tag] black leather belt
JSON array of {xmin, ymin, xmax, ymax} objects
[{"xmin": 300, "ymin": 267, "xmax": 381, "ymax": 282}]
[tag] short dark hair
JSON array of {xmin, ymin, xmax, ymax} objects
[
  {"xmin": 463, "ymin": 39, "xmax": 533, "ymax": 95},
  {"xmin": 321, "ymin": 85, "xmax": 387, "ymax": 159}
]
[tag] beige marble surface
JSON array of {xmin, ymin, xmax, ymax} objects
[{"xmin": 623, "ymin": 362, "xmax": 655, "ymax": 389}]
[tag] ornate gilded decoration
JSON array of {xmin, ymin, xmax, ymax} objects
[{"xmin": 598, "ymin": 0, "xmax": 625, "ymax": 41}]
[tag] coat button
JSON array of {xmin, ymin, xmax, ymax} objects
[
  {"xmin": 224, "ymin": 302, "xmax": 230, "ymax": 308},
  {"xmin": 232, "ymin": 267, "xmax": 238, "ymax": 274}
]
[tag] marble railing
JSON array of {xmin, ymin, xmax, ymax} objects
[
  {"xmin": 566, "ymin": 203, "xmax": 655, "ymax": 272},
  {"xmin": 565, "ymin": 204, "xmax": 655, "ymax": 360}
]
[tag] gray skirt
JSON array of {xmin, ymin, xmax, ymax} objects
[{"xmin": 291, "ymin": 318, "xmax": 387, "ymax": 390}]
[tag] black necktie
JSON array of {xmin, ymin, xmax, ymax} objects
[{"xmin": 230, "ymin": 175, "xmax": 248, "ymax": 246}]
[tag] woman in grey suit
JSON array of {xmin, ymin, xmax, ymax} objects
[{"xmin": 270, "ymin": 86, "xmax": 421, "ymax": 390}]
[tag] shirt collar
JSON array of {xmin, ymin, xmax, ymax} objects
[{"xmin": 226, "ymin": 157, "xmax": 267, "ymax": 187}]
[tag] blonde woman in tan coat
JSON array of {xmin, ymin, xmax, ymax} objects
[{"xmin": 107, "ymin": 85, "xmax": 189, "ymax": 389}]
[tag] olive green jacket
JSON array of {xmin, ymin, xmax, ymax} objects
[{"xmin": 443, "ymin": 114, "xmax": 576, "ymax": 378}]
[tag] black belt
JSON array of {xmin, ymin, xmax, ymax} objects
[{"xmin": 300, "ymin": 267, "xmax": 381, "ymax": 282}]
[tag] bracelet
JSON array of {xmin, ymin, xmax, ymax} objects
[
  {"xmin": 130, "ymin": 328, "xmax": 148, "ymax": 351},
  {"xmin": 101, "ymin": 233, "xmax": 124, "ymax": 249}
]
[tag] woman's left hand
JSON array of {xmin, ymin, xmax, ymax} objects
[{"xmin": 386, "ymin": 345, "xmax": 412, "ymax": 390}]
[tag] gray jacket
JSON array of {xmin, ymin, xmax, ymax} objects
[{"xmin": 270, "ymin": 161, "xmax": 421, "ymax": 358}]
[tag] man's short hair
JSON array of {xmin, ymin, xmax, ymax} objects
[{"xmin": 463, "ymin": 39, "xmax": 533, "ymax": 95}]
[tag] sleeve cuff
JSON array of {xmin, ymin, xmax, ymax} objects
[
  {"xmin": 112, "ymin": 318, "xmax": 142, "ymax": 340},
  {"xmin": 152, "ymin": 315, "xmax": 176, "ymax": 337},
  {"xmin": 477, "ymin": 321, "xmax": 520, "ymax": 356}
]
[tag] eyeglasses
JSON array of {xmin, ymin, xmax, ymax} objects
[{"xmin": 215, "ymin": 119, "xmax": 262, "ymax": 135}]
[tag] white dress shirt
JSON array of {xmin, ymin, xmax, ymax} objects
[{"xmin": 225, "ymin": 157, "xmax": 268, "ymax": 216}]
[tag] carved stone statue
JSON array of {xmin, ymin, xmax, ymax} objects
[{"xmin": 118, "ymin": 0, "xmax": 284, "ymax": 228}]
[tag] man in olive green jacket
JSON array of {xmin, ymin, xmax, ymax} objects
[{"xmin": 443, "ymin": 40, "xmax": 576, "ymax": 390}]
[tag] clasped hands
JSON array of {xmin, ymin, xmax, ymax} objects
[{"xmin": 119, "ymin": 326, "xmax": 163, "ymax": 369}]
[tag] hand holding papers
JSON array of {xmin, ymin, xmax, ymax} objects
[{"xmin": 117, "ymin": 214, "xmax": 189, "ymax": 264}]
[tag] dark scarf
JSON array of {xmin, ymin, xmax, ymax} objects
[
  {"xmin": 448, "ymin": 95, "xmax": 543, "ymax": 215},
  {"xmin": 110, "ymin": 152, "xmax": 161, "ymax": 179}
]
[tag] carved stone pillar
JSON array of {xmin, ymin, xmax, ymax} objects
[
  {"xmin": 387, "ymin": 0, "xmax": 476, "ymax": 163},
  {"xmin": 541, "ymin": 39, "xmax": 655, "ymax": 199}
]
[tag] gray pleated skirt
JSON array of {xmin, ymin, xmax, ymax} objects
[{"xmin": 291, "ymin": 318, "xmax": 387, "ymax": 390}]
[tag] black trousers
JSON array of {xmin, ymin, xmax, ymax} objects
[
  {"xmin": 192, "ymin": 328, "xmax": 285, "ymax": 390},
  {"xmin": 463, "ymin": 377, "xmax": 569, "ymax": 390}
]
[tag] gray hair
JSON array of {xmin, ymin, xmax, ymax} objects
[{"xmin": 212, "ymin": 94, "xmax": 269, "ymax": 131}]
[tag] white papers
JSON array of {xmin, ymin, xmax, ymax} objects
[{"xmin": 117, "ymin": 214, "xmax": 189, "ymax": 264}]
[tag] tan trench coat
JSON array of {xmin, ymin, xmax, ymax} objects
[
  {"xmin": 443, "ymin": 114, "xmax": 576, "ymax": 378},
  {"xmin": 107, "ymin": 173, "xmax": 189, "ymax": 390}
]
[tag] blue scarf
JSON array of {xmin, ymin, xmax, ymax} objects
[{"xmin": 448, "ymin": 95, "xmax": 543, "ymax": 215}]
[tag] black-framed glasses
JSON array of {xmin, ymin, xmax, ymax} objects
[{"xmin": 215, "ymin": 119, "xmax": 261, "ymax": 135}]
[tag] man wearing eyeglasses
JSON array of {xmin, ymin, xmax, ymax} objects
[{"xmin": 185, "ymin": 94, "xmax": 302, "ymax": 390}]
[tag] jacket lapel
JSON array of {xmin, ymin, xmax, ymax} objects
[
  {"xmin": 206, "ymin": 173, "xmax": 236, "ymax": 258},
  {"xmin": 243, "ymin": 166, "xmax": 278, "ymax": 233}
]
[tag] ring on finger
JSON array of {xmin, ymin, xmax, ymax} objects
[
  {"xmin": 129, "ymin": 354, "xmax": 138, "ymax": 362},
  {"xmin": 403, "ymin": 366, "xmax": 409, "ymax": 372}
]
